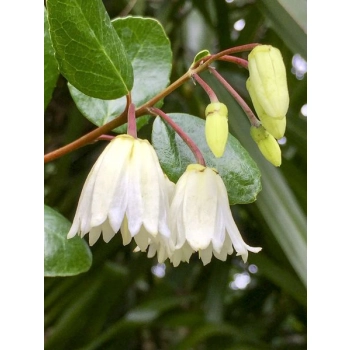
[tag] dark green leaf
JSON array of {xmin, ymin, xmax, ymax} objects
[
  {"xmin": 174, "ymin": 324, "xmax": 239, "ymax": 350},
  {"xmin": 125, "ymin": 295, "xmax": 194, "ymax": 323},
  {"xmin": 68, "ymin": 16, "xmax": 172, "ymax": 132},
  {"xmin": 249, "ymin": 253, "xmax": 306, "ymax": 306},
  {"xmin": 46, "ymin": 0, "xmax": 133, "ymax": 99},
  {"xmin": 152, "ymin": 113, "xmax": 261, "ymax": 204},
  {"xmin": 44, "ymin": 7, "xmax": 59, "ymax": 110},
  {"xmin": 44, "ymin": 205, "xmax": 92, "ymax": 277}
]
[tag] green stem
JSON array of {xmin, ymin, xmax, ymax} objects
[{"xmin": 149, "ymin": 108, "xmax": 206, "ymax": 167}]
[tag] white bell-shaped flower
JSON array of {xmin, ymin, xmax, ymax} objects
[
  {"xmin": 168, "ymin": 164, "xmax": 262, "ymax": 266},
  {"xmin": 67, "ymin": 134, "xmax": 174, "ymax": 251}
]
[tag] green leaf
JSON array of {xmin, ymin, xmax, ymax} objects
[
  {"xmin": 152, "ymin": 113, "xmax": 261, "ymax": 204},
  {"xmin": 44, "ymin": 205, "xmax": 92, "ymax": 277},
  {"xmin": 174, "ymin": 324, "xmax": 239, "ymax": 350},
  {"xmin": 46, "ymin": 0, "xmax": 133, "ymax": 99},
  {"xmin": 68, "ymin": 83, "xmax": 151, "ymax": 133},
  {"xmin": 44, "ymin": 7, "xmax": 59, "ymax": 110},
  {"xmin": 68, "ymin": 16, "xmax": 172, "ymax": 132},
  {"xmin": 257, "ymin": 0, "xmax": 307, "ymax": 58},
  {"xmin": 249, "ymin": 253, "xmax": 306, "ymax": 306},
  {"xmin": 192, "ymin": 49, "xmax": 211, "ymax": 66},
  {"xmin": 125, "ymin": 295, "xmax": 194, "ymax": 323}
]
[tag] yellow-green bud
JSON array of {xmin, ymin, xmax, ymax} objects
[
  {"xmin": 250, "ymin": 125, "xmax": 281, "ymax": 167},
  {"xmin": 205, "ymin": 102, "xmax": 228, "ymax": 158},
  {"xmin": 246, "ymin": 78, "xmax": 286, "ymax": 139},
  {"xmin": 248, "ymin": 45, "xmax": 289, "ymax": 119}
]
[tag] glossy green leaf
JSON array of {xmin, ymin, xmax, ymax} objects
[
  {"xmin": 68, "ymin": 16, "xmax": 172, "ymax": 132},
  {"xmin": 44, "ymin": 205, "xmax": 92, "ymax": 277},
  {"xmin": 46, "ymin": 0, "xmax": 133, "ymax": 99},
  {"xmin": 152, "ymin": 113, "xmax": 262, "ymax": 204},
  {"xmin": 68, "ymin": 83, "xmax": 151, "ymax": 133},
  {"xmin": 44, "ymin": 7, "xmax": 59, "ymax": 110}
]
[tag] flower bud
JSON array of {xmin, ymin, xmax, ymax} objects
[
  {"xmin": 247, "ymin": 45, "xmax": 289, "ymax": 120},
  {"xmin": 205, "ymin": 102, "xmax": 228, "ymax": 158},
  {"xmin": 246, "ymin": 78, "xmax": 286, "ymax": 139},
  {"xmin": 250, "ymin": 125, "xmax": 281, "ymax": 167}
]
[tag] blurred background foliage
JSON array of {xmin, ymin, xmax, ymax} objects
[{"xmin": 44, "ymin": 0, "xmax": 307, "ymax": 349}]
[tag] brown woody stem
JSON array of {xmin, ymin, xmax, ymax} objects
[{"xmin": 44, "ymin": 43, "xmax": 260, "ymax": 163}]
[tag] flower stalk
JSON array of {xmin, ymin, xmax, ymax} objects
[
  {"xmin": 127, "ymin": 103, "xmax": 137, "ymax": 138},
  {"xmin": 192, "ymin": 73, "xmax": 218, "ymax": 103},
  {"xmin": 209, "ymin": 66, "xmax": 260, "ymax": 127},
  {"xmin": 218, "ymin": 55, "xmax": 248, "ymax": 69},
  {"xmin": 149, "ymin": 107, "xmax": 206, "ymax": 166}
]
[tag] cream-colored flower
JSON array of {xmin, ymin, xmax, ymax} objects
[
  {"xmin": 247, "ymin": 45, "xmax": 289, "ymax": 119},
  {"xmin": 205, "ymin": 102, "xmax": 229, "ymax": 158},
  {"xmin": 67, "ymin": 134, "xmax": 174, "ymax": 251},
  {"xmin": 246, "ymin": 77, "xmax": 286, "ymax": 139},
  {"xmin": 167, "ymin": 164, "xmax": 262, "ymax": 266},
  {"xmin": 250, "ymin": 125, "xmax": 282, "ymax": 167}
]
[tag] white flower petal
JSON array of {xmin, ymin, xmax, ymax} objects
[
  {"xmin": 90, "ymin": 137, "xmax": 132, "ymax": 227},
  {"xmin": 199, "ymin": 245, "xmax": 213, "ymax": 265},
  {"xmin": 211, "ymin": 199, "xmax": 226, "ymax": 253},
  {"xmin": 102, "ymin": 219, "xmax": 116, "ymax": 243},
  {"xmin": 89, "ymin": 226, "xmax": 102, "ymax": 246},
  {"xmin": 108, "ymin": 166, "xmax": 129, "ymax": 232},
  {"xmin": 67, "ymin": 148, "xmax": 106, "ymax": 239},
  {"xmin": 125, "ymin": 142, "xmax": 143, "ymax": 236},
  {"xmin": 120, "ymin": 217, "xmax": 132, "ymax": 246},
  {"xmin": 182, "ymin": 168, "xmax": 218, "ymax": 250},
  {"xmin": 133, "ymin": 226, "xmax": 150, "ymax": 252}
]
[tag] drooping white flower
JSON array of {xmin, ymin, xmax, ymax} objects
[
  {"xmin": 67, "ymin": 134, "xmax": 174, "ymax": 251},
  {"xmin": 167, "ymin": 164, "xmax": 262, "ymax": 266}
]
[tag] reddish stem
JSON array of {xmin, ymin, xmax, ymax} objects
[
  {"xmin": 97, "ymin": 135, "xmax": 116, "ymax": 142},
  {"xmin": 192, "ymin": 73, "xmax": 218, "ymax": 103},
  {"xmin": 127, "ymin": 103, "xmax": 137, "ymax": 138},
  {"xmin": 218, "ymin": 56, "xmax": 249, "ymax": 69},
  {"xmin": 149, "ymin": 108, "xmax": 206, "ymax": 167},
  {"xmin": 209, "ymin": 67, "xmax": 260, "ymax": 127}
]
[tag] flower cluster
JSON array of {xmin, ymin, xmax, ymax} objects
[
  {"xmin": 247, "ymin": 45, "xmax": 289, "ymax": 166},
  {"xmin": 67, "ymin": 44, "xmax": 290, "ymax": 266},
  {"xmin": 68, "ymin": 135, "xmax": 261, "ymax": 266}
]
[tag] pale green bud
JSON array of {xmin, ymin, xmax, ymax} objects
[
  {"xmin": 250, "ymin": 125, "xmax": 281, "ymax": 167},
  {"xmin": 205, "ymin": 102, "xmax": 228, "ymax": 158},
  {"xmin": 248, "ymin": 45, "xmax": 289, "ymax": 119},
  {"xmin": 247, "ymin": 78, "xmax": 286, "ymax": 139}
]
